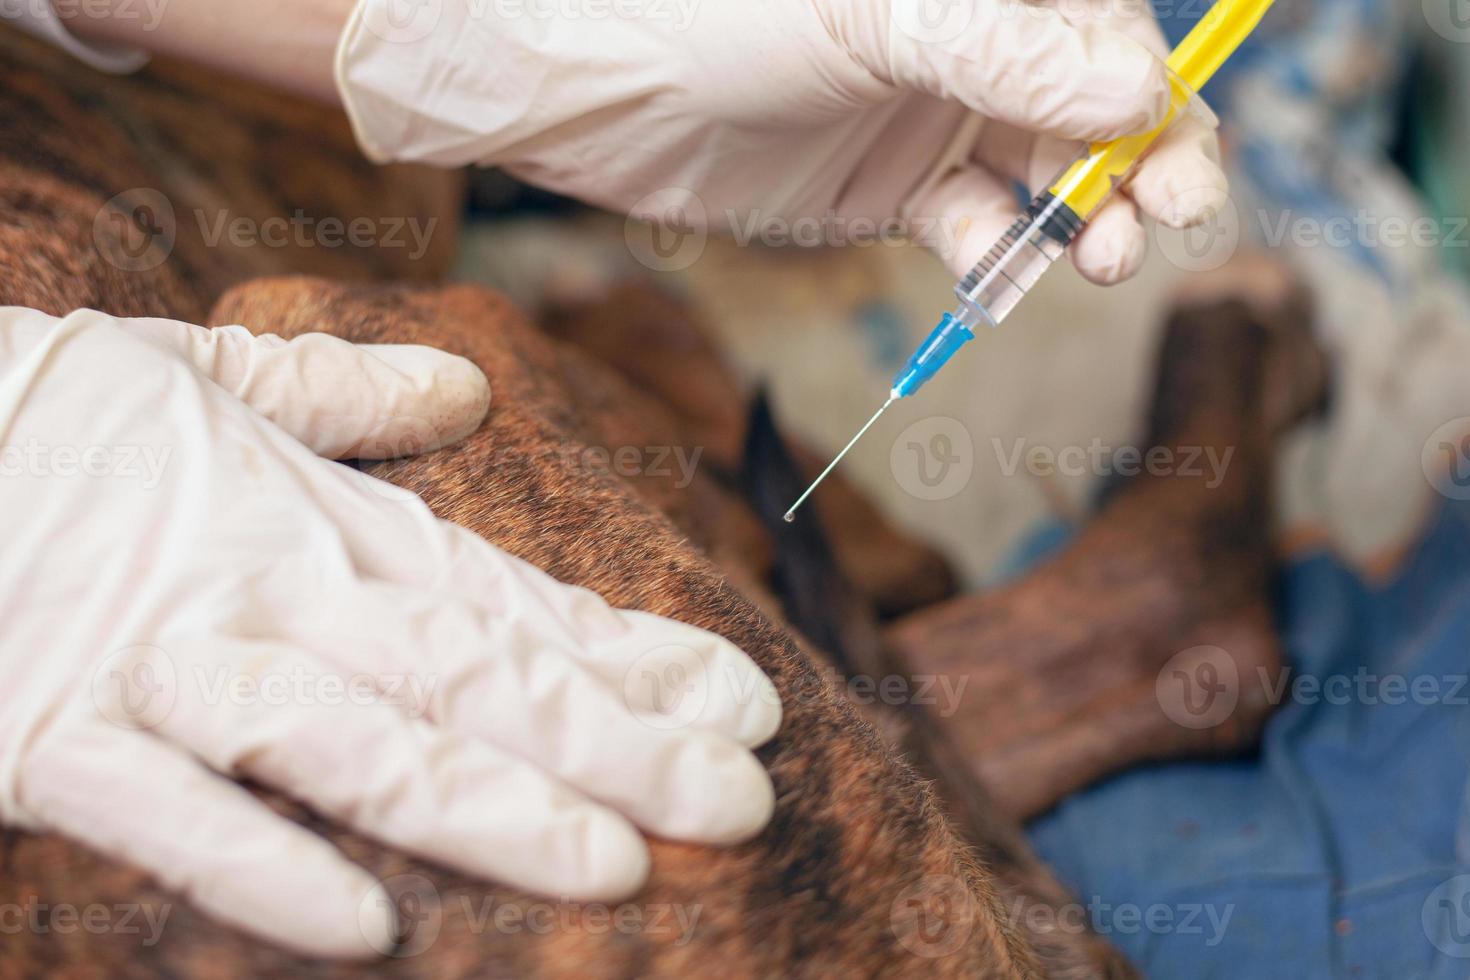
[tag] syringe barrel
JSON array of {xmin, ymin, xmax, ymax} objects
[
  {"xmin": 954, "ymin": 192, "xmax": 1082, "ymax": 328},
  {"xmin": 953, "ymin": 69, "xmax": 1217, "ymax": 330}
]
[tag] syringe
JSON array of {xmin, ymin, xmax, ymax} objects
[{"xmin": 784, "ymin": 0, "xmax": 1273, "ymax": 523}]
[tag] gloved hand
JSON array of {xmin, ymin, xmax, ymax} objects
[
  {"xmin": 0, "ymin": 308, "xmax": 780, "ymax": 958},
  {"xmin": 335, "ymin": 0, "xmax": 1226, "ymax": 283}
]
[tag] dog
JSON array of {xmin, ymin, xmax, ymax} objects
[{"xmin": 0, "ymin": 27, "xmax": 1323, "ymax": 978}]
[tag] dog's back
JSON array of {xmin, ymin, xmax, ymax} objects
[{"xmin": 0, "ymin": 26, "xmax": 1133, "ymax": 979}]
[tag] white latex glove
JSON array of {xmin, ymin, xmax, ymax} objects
[
  {"xmin": 335, "ymin": 0, "xmax": 1226, "ymax": 283},
  {"xmin": 0, "ymin": 308, "xmax": 780, "ymax": 958}
]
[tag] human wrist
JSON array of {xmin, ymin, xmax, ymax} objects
[
  {"xmin": 64, "ymin": 0, "xmax": 357, "ymax": 102},
  {"xmin": 3, "ymin": 0, "xmax": 148, "ymax": 72}
]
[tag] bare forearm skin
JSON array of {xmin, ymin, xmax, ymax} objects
[{"xmin": 58, "ymin": 0, "xmax": 354, "ymax": 102}]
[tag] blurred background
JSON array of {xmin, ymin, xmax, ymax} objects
[
  {"xmin": 451, "ymin": 1, "xmax": 1470, "ymax": 975},
  {"xmin": 459, "ymin": 0, "xmax": 1470, "ymax": 587}
]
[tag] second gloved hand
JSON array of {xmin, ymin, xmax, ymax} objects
[
  {"xmin": 335, "ymin": 0, "xmax": 1227, "ymax": 283},
  {"xmin": 0, "ymin": 308, "xmax": 780, "ymax": 958}
]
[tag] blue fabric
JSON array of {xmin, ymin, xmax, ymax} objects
[{"xmin": 1023, "ymin": 501, "xmax": 1470, "ymax": 978}]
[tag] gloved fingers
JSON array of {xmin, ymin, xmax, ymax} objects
[
  {"xmin": 300, "ymin": 483, "xmax": 782, "ymax": 748},
  {"xmin": 271, "ymin": 578, "xmax": 776, "ymax": 846},
  {"xmin": 1018, "ymin": 0, "xmax": 1225, "ymax": 228},
  {"xmin": 965, "ymin": 127, "xmax": 1152, "ymax": 285},
  {"xmin": 0, "ymin": 306, "xmax": 71, "ymax": 370},
  {"xmin": 959, "ymin": 65, "xmax": 1223, "ymax": 238},
  {"xmin": 1068, "ymin": 195, "xmax": 1148, "ymax": 285},
  {"xmin": 1031, "ymin": 0, "xmax": 1170, "ymax": 57},
  {"xmin": 883, "ymin": 0, "xmax": 1170, "ymax": 143},
  {"xmin": 970, "ymin": 123, "xmax": 1099, "ymax": 203},
  {"xmin": 551, "ymin": 607, "xmax": 781, "ymax": 749},
  {"xmin": 148, "ymin": 637, "xmax": 651, "ymax": 901},
  {"xmin": 423, "ymin": 522, "xmax": 781, "ymax": 747},
  {"xmin": 18, "ymin": 722, "xmax": 396, "ymax": 959},
  {"xmin": 1122, "ymin": 116, "xmax": 1229, "ymax": 229},
  {"xmin": 909, "ymin": 161, "xmax": 1030, "ymax": 278},
  {"xmin": 119, "ymin": 316, "xmax": 490, "ymax": 460}
]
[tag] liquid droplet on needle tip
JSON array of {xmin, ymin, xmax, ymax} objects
[{"xmin": 781, "ymin": 395, "xmax": 896, "ymax": 525}]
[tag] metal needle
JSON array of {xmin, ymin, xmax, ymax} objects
[{"xmin": 783, "ymin": 394, "xmax": 896, "ymax": 523}]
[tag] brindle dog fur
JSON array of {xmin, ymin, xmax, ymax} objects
[{"xmin": 0, "ymin": 27, "xmax": 1321, "ymax": 980}]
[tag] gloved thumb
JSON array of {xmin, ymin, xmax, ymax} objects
[
  {"xmin": 0, "ymin": 307, "xmax": 490, "ymax": 460},
  {"xmin": 128, "ymin": 316, "xmax": 491, "ymax": 460},
  {"xmin": 872, "ymin": 0, "xmax": 1171, "ymax": 142}
]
